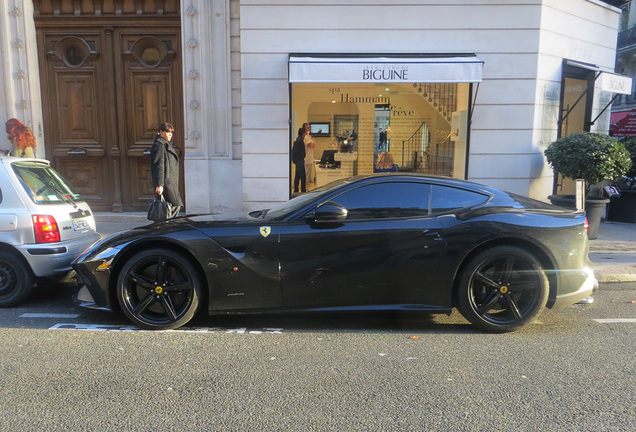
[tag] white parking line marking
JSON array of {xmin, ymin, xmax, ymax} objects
[
  {"xmin": 20, "ymin": 313, "xmax": 81, "ymax": 319},
  {"xmin": 593, "ymin": 318, "xmax": 636, "ymax": 324}
]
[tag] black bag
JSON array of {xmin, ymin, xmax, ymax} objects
[{"xmin": 147, "ymin": 195, "xmax": 173, "ymax": 221}]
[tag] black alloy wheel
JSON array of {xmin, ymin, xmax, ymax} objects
[
  {"xmin": 0, "ymin": 250, "xmax": 34, "ymax": 307},
  {"xmin": 457, "ymin": 246, "xmax": 549, "ymax": 333},
  {"xmin": 116, "ymin": 249, "xmax": 202, "ymax": 330}
]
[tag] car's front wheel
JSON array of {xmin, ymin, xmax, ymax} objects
[
  {"xmin": 116, "ymin": 249, "xmax": 202, "ymax": 330},
  {"xmin": 457, "ymin": 246, "xmax": 549, "ymax": 333},
  {"xmin": 0, "ymin": 250, "xmax": 34, "ymax": 307}
]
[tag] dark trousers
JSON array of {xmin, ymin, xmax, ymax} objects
[{"xmin": 294, "ymin": 165, "xmax": 306, "ymax": 192}]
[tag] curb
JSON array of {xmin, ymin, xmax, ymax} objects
[{"xmin": 596, "ymin": 274, "xmax": 636, "ymax": 283}]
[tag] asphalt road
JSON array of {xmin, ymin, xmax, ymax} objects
[{"xmin": 0, "ymin": 281, "xmax": 634, "ymax": 431}]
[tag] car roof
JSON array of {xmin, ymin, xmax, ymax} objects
[
  {"xmin": 0, "ymin": 156, "xmax": 51, "ymax": 167},
  {"xmin": 346, "ymin": 173, "xmax": 499, "ymax": 195}
]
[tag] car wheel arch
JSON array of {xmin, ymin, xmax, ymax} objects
[
  {"xmin": 0, "ymin": 242, "xmax": 35, "ymax": 275},
  {"xmin": 107, "ymin": 239, "xmax": 209, "ymax": 311},
  {"xmin": 451, "ymin": 237, "xmax": 557, "ymax": 307},
  {"xmin": 0, "ymin": 245, "xmax": 35, "ymax": 307}
]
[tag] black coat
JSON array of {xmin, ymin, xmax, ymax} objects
[
  {"xmin": 291, "ymin": 137, "xmax": 306, "ymax": 166},
  {"xmin": 151, "ymin": 135, "xmax": 184, "ymax": 207}
]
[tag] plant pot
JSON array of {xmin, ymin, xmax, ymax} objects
[{"xmin": 547, "ymin": 195, "xmax": 609, "ymax": 240}]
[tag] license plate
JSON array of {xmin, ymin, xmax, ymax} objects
[{"xmin": 72, "ymin": 218, "xmax": 89, "ymax": 230}]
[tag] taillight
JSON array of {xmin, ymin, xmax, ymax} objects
[
  {"xmin": 584, "ymin": 217, "xmax": 589, "ymax": 234},
  {"xmin": 33, "ymin": 215, "xmax": 61, "ymax": 243}
]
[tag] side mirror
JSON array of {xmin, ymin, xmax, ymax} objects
[{"xmin": 307, "ymin": 201, "xmax": 348, "ymax": 222}]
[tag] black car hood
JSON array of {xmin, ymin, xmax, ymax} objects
[{"xmin": 101, "ymin": 213, "xmax": 258, "ymax": 244}]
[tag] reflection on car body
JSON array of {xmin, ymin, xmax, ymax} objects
[{"xmin": 73, "ymin": 174, "xmax": 595, "ymax": 333}]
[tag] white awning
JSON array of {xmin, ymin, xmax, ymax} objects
[{"xmin": 289, "ymin": 55, "xmax": 484, "ymax": 83}]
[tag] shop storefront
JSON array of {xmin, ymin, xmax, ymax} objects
[
  {"xmin": 554, "ymin": 60, "xmax": 633, "ymax": 195},
  {"xmin": 610, "ymin": 109, "xmax": 636, "ymax": 136},
  {"xmin": 289, "ymin": 55, "xmax": 482, "ymax": 191}
]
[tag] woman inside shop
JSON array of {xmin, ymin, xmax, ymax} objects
[{"xmin": 292, "ymin": 127, "xmax": 307, "ymax": 193}]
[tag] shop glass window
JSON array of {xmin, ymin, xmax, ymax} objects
[
  {"xmin": 291, "ymin": 82, "xmax": 471, "ymax": 192},
  {"xmin": 332, "ymin": 182, "xmax": 430, "ymax": 220},
  {"xmin": 430, "ymin": 185, "xmax": 487, "ymax": 214}
]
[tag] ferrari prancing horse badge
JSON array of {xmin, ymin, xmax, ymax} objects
[{"xmin": 260, "ymin": 226, "xmax": 271, "ymax": 238}]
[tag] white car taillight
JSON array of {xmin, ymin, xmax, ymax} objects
[{"xmin": 33, "ymin": 215, "xmax": 61, "ymax": 243}]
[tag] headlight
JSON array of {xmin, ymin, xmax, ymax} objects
[{"xmin": 74, "ymin": 240, "xmax": 124, "ymax": 266}]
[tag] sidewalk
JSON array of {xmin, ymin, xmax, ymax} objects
[
  {"xmin": 94, "ymin": 212, "xmax": 148, "ymax": 223},
  {"xmin": 590, "ymin": 220, "xmax": 636, "ymax": 283},
  {"xmin": 94, "ymin": 213, "xmax": 636, "ymax": 283}
]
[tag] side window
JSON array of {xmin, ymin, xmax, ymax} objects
[
  {"xmin": 431, "ymin": 185, "xmax": 488, "ymax": 214},
  {"xmin": 332, "ymin": 182, "xmax": 430, "ymax": 220}
]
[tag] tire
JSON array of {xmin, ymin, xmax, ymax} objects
[
  {"xmin": 0, "ymin": 250, "xmax": 34, "ymax": 307},
  {"xmin": 457, "ymin": 246, "xmax": 549, "ymax": 333},
  {"xmin": 116, "ymin": 249, "xmax": 202, "ymax": 330}
]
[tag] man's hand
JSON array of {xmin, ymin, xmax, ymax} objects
[{"xmin": 155, "ymin": 185, "xmax": 164, "ymax": 195}]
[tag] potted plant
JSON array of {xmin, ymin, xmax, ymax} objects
[
  {"xmin": 618, "ymin": 138, "xmax": 636, "ymax": 179},
  {"xmin": 544, "ymin": 132, "xmax": 632, "ymax": 239}
]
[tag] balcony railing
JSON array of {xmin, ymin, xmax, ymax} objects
[
  {"xmin": 612, "ymin": 93, "xmax": 636, "ymax": 108},
  {"xmin": 618, "ymin": 25, "xmax": 636, "ymax": 49}
]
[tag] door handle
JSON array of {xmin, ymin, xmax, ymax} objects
[
  {"xmin": 424, "ymin": 230, "xmax": 443, "ymax": 241},
  {"xmin": 67, "ymin": 148, "xmax": 87, "ymax": 156},
  {"xmin": 143, "ymin": 149, "xmax": 152, "ymax": 156}
]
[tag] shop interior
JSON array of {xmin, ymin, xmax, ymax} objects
[{"xmin": 290, "ymin": 82, "xmax": 472, "ymax": 192}]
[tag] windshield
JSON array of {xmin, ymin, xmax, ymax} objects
[
  {"xmin": 263, "ymin": 177, "xmax": 354, "ymax": 220},
  {"xmin": 12, "ymin": 161, "xmax": 82, "ymax": 205}
]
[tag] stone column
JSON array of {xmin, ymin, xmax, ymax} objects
[
  {"xmin": 181, "ymin": 0, "xmax": 242, "ymax": 214},
  {"xmin": 0, "ymin": 0, "xmax": 44, "ymax": 155}
]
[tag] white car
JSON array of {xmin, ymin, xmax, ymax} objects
[{"xmin": 0, "ymin": 157, "xmax": 100, "ymax": 306}]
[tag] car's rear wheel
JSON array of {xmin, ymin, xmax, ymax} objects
[
  {"xmin": 457, "ymin": 246, "xmax": 549, "ymax": 333},
  {"xmin": 0, "ymin": 250, "xmax": 34, "ymax": 307},
  {"xmin": 116, "ymin": 249, "xmax": 202, "ymax": 330}
]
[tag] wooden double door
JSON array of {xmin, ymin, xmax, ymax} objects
[{"xmin": 36, "ymin": 23, "xmax": 184, "ymax": 212}]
